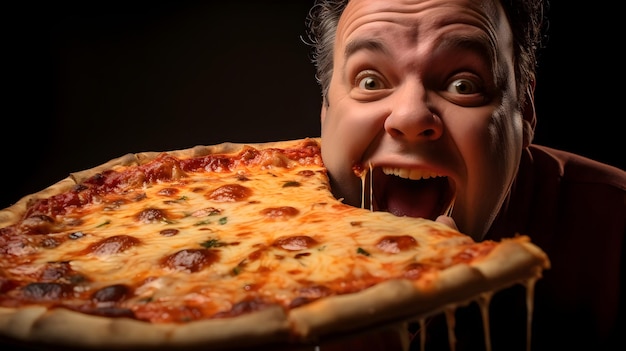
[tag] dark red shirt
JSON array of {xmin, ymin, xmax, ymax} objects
[{"xmin": 416, "ymin": 144, "xmax": 625, "ymax": 351}]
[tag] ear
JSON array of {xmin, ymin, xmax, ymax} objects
[{"xmin": 522, "ymin": 80, "xmax": 537, "ymax": 148}]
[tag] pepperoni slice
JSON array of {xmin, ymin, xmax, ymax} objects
[
  {"xmin": 260, "ymin": 206, "xmax": 300, "ymax": 219},
  {"xmin": 206, "ymin": 184, "xmax": 252, "ymax": 202},
  {"xmin": 376, "ymin": 235, "xmax": 417, "ymax": 253},
  {"xmin": 160, "ymin": 249, "xmax": 219, "ymax": 272},
  {"xmin": 87, "ymin": 235, "xmax": 141, "ymax": 256},
  {"xmin": 273, "ymin": 236, "xmax": 318, "ymax": 251}
]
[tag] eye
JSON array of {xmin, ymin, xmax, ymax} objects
[
  {"xmin": 359, "ymin": 77, "xmax": 382, "ymax": 90},
  {"xmin": 440, "ymin": 75, "xmax": 490, "ymax": 106},
  {"xmin": 355, "ymin": 71, "xmax": 386, "ymax": 90},
  {"xmin": 447, "ymin": 78, "xmax": 479, "ymax": 94}
]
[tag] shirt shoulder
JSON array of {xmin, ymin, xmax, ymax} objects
[{"xmin": 526, "ymin": 144, "xmax": 626, "ymax": 191}]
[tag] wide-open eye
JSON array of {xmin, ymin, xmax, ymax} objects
[
  {"xmin": 359, "ymin": 76, "xmax": 382, "ymax": 90},
  {"xmin": 439, "ymin": 74, "xmax": 490, "ymax": 107},
  {"xmin": 447, "ymin": 78, "xmax": 479, "ymax": 94},
  {"xmin": 355, "ymin": 70, "xmax": 387, "ymax": 91}
]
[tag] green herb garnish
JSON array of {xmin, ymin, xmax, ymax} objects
[
  {"xmin": 95, "ymin": 220, "xmax": 111, "ymax": 228},
  {"xmin": 357, "ymin": 247, "xmax": 371, "ymax": 256},
  {"xmin": 201, "ymin": 238, "xmax": 226, "ymax": 248},
  {"xmin": 194, "ymin": 219, "xmax": 212, "ymax": 226}
]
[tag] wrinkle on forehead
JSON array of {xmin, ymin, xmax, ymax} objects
[
  {"xmin": 338, "ymin": 0, "xmax": 511, "ymax": 87},
  {"xmin": 339, "ymin": 0, "xmax": 504, "ymax": 46}
]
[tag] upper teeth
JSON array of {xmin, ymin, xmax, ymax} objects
[{"xmin": 382, "ymin": 167, "xmax": 443, "ymax": 180}]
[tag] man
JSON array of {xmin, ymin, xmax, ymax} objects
[{"xmin": 305, "ymin": 0, "xmax": 625, "ymax": 350}]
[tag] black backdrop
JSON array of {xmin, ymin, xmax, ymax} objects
[{"xmin": 2, "ymin": 1, "xmax": 623, "ymax": 209}]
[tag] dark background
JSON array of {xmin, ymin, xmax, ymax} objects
[{"xmin": 2, "ymin": 1, "xmax": 623, "ymax": 209}]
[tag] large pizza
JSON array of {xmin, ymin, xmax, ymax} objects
[{"xmin": 0, "ymin": 138, "xmax": 549, "ymax": 350}]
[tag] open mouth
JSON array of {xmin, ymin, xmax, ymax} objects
[{"xmin": 364, "ymin": 167, "xmax": 455, "ymax": 220}]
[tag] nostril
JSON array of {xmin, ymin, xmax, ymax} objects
[
  {"xmin": 384, "ymin": 112, "xmax": 442, "ymax": 140},
  {"xmin": 421, "ymin": 129, "xmax": 435, "ymax": 137},
  {"xmin": 388, "ymin": 128, "xmax": 436, "ymax": 139},
  {"xmin": 388, "ymin": 128, "xmax": 403, "ymax": 138}
]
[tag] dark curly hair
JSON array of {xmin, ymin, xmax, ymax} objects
[{"xmin": 304, "ymin": 0, "xmax": 549, "ymax": 108}]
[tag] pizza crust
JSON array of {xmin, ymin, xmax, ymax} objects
[
  {"xmin": 0, "ymin": 177, "xmax": 76, "ymax": 228},
  {"xmin": 0, "ymin": 305, "xmax": 292, "ymax": 350},
  {"xmin": 289, "ymin": 236, "xmax": 548, "ymax": 343}
]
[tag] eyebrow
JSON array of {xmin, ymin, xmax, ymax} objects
[
  {"xmin": 344, "ymin": 33, "xmax": 495, "ymax": 64},
  {"xmin": 435, "ymin": 33, "xmax": 496, "ymax": 68},
  {"xmin": 344, "ymin": 38, "xmax": 389, "ymax": 59}
]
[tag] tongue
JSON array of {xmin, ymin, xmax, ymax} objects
[{"xmin": 383, "ymin": 177, "xmax": 444, "ymax": 219}]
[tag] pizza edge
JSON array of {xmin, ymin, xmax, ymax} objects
[
  {"xmin": 0, "ymin": 138, "xmax": 321, "ymax": 228},
  {"xmin": 288, "ymin": 235, "xmax": 550, "ymax": 342},
  {"xmin": 0, "ymin": 304, "xmax": 292, "ymax": 350}
]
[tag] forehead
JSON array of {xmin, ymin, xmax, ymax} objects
[{"xmin": 337, "ymin": 0, "xmax": 510, "ymax": 58}]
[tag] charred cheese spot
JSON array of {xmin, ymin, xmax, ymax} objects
[
  {"xmin": 161, "ymin": 249, "xmax": 218, "ymax": 272},
  {"xmin": 20, "ymin": 215, "xmax": 57, "ymax": 235},
  {"xmin": 87, "ymin": 235, "xmax": 141, "ymax": 256},
  {"xmin": 260, "ymin": 206, "xmax": 300, "ymax": 219},
  {"xmin": 273, "ymin": 236, "xmax": 318, "ymax": 251},
  {"xmin": 206, "ymin": 184, "xmax": 252, "ymax": 202},
  {"xmin": 39, "ymin": 261, "xmax": 86, "ymax": 284},
  {"xmin": 376, "ymin": 235, "xmax": 417, "ymax": 253}
]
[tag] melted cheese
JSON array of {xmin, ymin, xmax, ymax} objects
[
  {"xmin": 0, "ymin": 140, "xmax": 547, "ymax": 350},
  {"xmin": 5, "ymin": 161, "xmax": 479, "ymax": 314}
]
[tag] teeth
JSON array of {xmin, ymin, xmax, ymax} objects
[{"xmin": 382, "ymin": 167, "xmax": 443, "ymax": 180}]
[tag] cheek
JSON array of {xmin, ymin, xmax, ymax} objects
[
  {"xmin": 487, "ymin": 110, "xmax": 524, "ymax": 177},
  {"xmin": 451, "ymin": 107, "xmax": 523, "ymax": 181},
  {"xmin": 452, "ymin": 108, "xmax": 524, "ymax": 234},
  {"xmin": 321, "ymin": 102, "xmax": 386, "ymax": 163},
  {"xmin": 321, "ymin": 102, "xmax": 387, "ymax": 205}
]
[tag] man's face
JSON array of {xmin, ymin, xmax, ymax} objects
[{"xmin": 320, "ymin": 0, "xmax": 527, "ymax": 240}]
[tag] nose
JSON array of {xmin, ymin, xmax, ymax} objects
[{"xmin": 384, "ymin": 81, "xmax": 443, "ymax": 141}]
